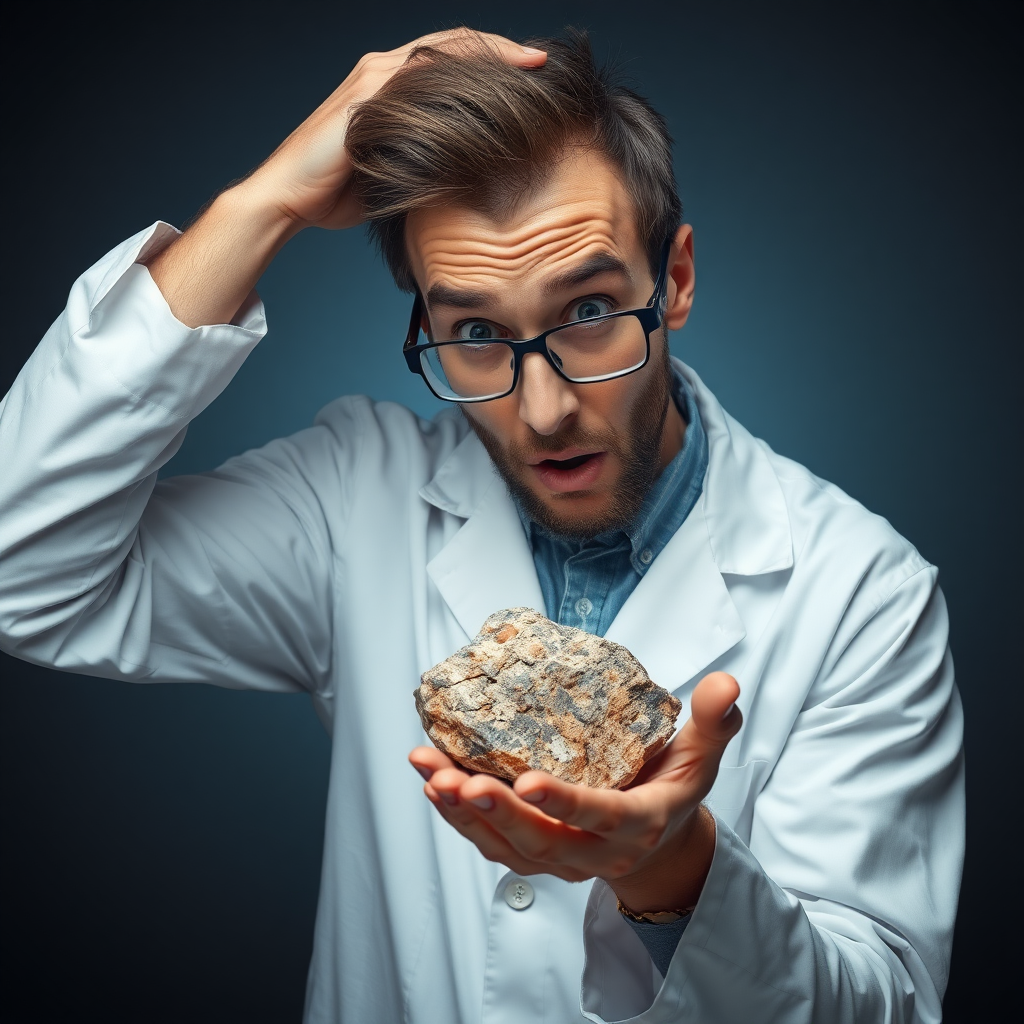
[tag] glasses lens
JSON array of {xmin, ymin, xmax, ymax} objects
[
  {"xmin": 420, "ymin": 341, "xmax": 516, "ymax": 401},
  {"xmin": 546, "ymin": 314, "xmax": 648, "ymax": 383}
]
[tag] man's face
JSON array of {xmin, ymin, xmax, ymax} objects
[{"xmin": 406, "ymin": 149, "xmax": 694, "ymax": 538}]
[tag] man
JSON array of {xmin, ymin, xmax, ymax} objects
[{"xmin": 0, "ymin": 27, "xmax": 963, "ymax": 1024}]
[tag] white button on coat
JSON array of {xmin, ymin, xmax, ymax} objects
[
  {"xmin": 503, "ymin": 878, "xmax": 535, "ymax": 911},
  {"xmin": 574, "ymin": 596, "xmax": 592, "ymax": 617}
]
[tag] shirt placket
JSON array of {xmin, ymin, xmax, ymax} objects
[{"xmin": 559, "ymin": 547, "xmax": 597, "ymax": 632}]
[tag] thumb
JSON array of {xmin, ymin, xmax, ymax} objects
[{"xmin": 678, "ymin": 671, "xmax": 742, "ymax": 763}]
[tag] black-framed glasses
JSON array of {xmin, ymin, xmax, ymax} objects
[{"xmin": 403, "ymin": 239, "xmax": 673, "ymax": 403}]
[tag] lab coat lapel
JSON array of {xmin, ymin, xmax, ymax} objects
[
  {"xmin": 422, "ymin": 432, "xmax": 545, "ymax": 643},
  {"xmin": 605, "ymin": 501, "xmax": 746, "ymax": 694}
]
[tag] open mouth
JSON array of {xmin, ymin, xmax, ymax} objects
[
  {"xmin": 530, "ymin": 451, "xmax": 607, "ymax": 493},
  {"xmin": 539, "ymin": 453, "xmax": 599, "ymax": 471}
]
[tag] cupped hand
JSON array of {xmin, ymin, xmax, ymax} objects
[
  {"xmin": 245, "ymin": 28, "xmax": 547, "ymax": 231},
  {"xmin": 409, "ymin": 671, "xmax": 742, "ymax": 912}
]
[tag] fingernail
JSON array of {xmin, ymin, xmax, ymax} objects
[
  {"xmin": 469, "ymin": 795, "xmax": 495, "ymax": 811},
  {"xmin": 521, "ymin": 790, "xmax": 546, "ymax": 804},
  {"xmin": 521, "ymin": 46, "xmax": 543, "ymax": 54},
  {"xmin": 414, "ymin": 765, "xmax": 432, "ymax": 782},
  {"xmin": 440, "ymin": 791, "xmax": 458, "ymax": 806},
  {"xmin": 721, "ymin": 703, "xmax": 736, "ymax": 721}
]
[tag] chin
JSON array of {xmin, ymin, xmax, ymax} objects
[{"xmin": 528, "ymin": 490, "xmax": 630, "ymax": 540}]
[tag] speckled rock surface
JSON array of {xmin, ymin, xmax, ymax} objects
[{"xmin": 414, "ymin": 607, "xmax": 682, "ymax": 789}]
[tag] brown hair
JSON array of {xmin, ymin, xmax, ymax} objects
[{"xmin": 345, "ymin": 30, "xmax": 682, "ymax": 293}]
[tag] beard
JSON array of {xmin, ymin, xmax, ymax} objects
[{"xmin": 465, "ymin": 343, "xmax": 674, "ymax": 540}]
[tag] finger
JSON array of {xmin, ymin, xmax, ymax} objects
[
  {"xmin": 423, "ymin": 781, "xmax": 589, "ymax": 882},
  {"xmin": 424, "ymin": 779, "xmax": 507, "ymax": 840},
  {"xmin": 398, "ymin": 27, "xmax": 547, "ymax": 66},
  {"xmin": 458, "ymin": 772, "xmax": 623, "ymax": 867},
  {"xmin": 468, "ymin": 30, "xmax": 548, "ymax": 65},
  {"xmin": 687, "ymin": 672, "xmax": 743, "ymax": 750},
  {"xmin": 668, "ymin": 672, "xmax": 742, "ymax": 788},
  {"xmin": 408, "ymin": 745, "xmax": 458, "ymax": 782},
  {"xmin": 509, "ymin": 772, "xmax": 662, "ymax": 845},
  {"xmin": 428, "ymin": 765, "xmax": 475, "ymax": 807}
]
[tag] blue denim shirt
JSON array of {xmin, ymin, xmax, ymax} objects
[{"xmin": 516, "ymin": 368, "xmax": 709, "ymax": 975}]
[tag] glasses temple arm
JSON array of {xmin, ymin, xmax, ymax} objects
[{"xmin": 404, "ymin": 293, "xmax": 425, "ymax": 349}]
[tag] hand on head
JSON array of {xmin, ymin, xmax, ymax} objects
[
  {"xmin": 249, "ymin": 29, "xmax": 547, "ymax": 231},
  {"xmin": 145, "ymin": 29, "xmax": 546, "ymax": 327}
]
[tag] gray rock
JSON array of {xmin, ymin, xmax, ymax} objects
[{"xmin": 414, "ymin": 607, "xmax": 682, "ymax": 789}]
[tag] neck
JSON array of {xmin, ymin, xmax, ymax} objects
[{"xmin": 657, "ymin": 390, "xmax": 687, "ymax": 473}]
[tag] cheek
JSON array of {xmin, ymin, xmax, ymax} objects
[
  {"xmin": 462, "ymin": 398, "xmax": 518, "ymax": 443},
  {"xmin": 576, "ymin": 378, "xmax": 643, "ymax": 430}
]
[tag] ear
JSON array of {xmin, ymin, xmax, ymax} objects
[{"xmin": 664, "ymin": 224, "xmax": 695, "ymax": 331}]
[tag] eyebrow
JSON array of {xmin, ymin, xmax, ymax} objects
[
  {"xmin": 543, "ymin": 251, "xmax": 633, "ymax": 294},
  {"xmin": 423, "ymin": 251, "xmax": 634, "ymax": 311},
  {"xmin": 424, "ymin": 282, "xmax": 489, "ymax": 310}
]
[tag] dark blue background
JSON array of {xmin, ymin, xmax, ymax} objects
[{"xmin": 2, "ymin": 2, "xmax": 1019, "ymax": 1020}]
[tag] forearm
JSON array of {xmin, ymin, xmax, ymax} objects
[{"xmin": 145, "ymin": 182, "xmax": 301, "ymax": 328}]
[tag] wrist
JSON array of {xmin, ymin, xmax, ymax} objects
[
  {"xmin": 610, "ymin": 804, "xmax": 716, "ymax": 915},
  {"xmin": 146, "ymin": 182, "xmax": 303, "ymax": 328},
  {"xmin": 217, "ymin": 179, "xmax": 307, "ymax": 250}
]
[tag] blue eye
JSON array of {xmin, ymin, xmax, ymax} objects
[
  {"xmin": 457, "ymin": 321, "xmax": 499, "ymax": 341},
  {"xmin": 571, "ymin": 298, "xmax": 612, "ymax": 321}
]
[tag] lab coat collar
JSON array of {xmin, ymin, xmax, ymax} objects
[
  {"xmin": 421, "ymin": 456, "xmax": 546, "ymax": 642},
  {"xmin": 676, "ymin": 359, "xmax": 793, "ymax": 576},
  {"xmin": 417, "ymin": 361, "xmax": 793, "ymax": 678},
  {"xmin": 418, "ymin": 416, "xmax": 495, "ymax": 519}
]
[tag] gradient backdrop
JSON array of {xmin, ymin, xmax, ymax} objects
[{"xmin": 2, "ymin": 2, "xmax": 1020, "ymax": 1020}]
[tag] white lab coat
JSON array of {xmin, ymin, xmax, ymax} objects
[{"xmin": 0, "ymin": 224, "xmax": 963, "ymax": 1024}]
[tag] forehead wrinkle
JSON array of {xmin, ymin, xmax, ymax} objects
[
  {"xmin": 407, "ymin": 183, "xmax": 638, "ymax": 301},
  {"xmin": 414, "ymin": 209, "xmax": 632, "ymax": 275},
  {"xmin": 408, "ymin": 152, "xmax": 644, "ymax": 300},
  {"xmin": 420, "ymin": 217, "xmax": 619, "ymax": 262},
  {"xmin": 419, "ymin": 228, "xmax": 627, "ymax": 294}
]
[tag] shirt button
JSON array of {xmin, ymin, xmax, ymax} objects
[
  {"xmin": 503, "ymin": 878, "xmax": 535, "ymax": 911},
  {"xmin": 575, "ymin": 597, "xmax": 593, "ymax": 618},
  {"xmin": 640, "ymin": 548, "xmax": 653, "ymax": 565}
]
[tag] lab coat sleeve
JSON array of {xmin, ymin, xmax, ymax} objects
[
  {"xmin": 580, "ymin": 565, "xmax": 963, "ymax": 1024},
  {"xmin": 0, "ymin": 225, "xmax": 340, "ymax": 696}
]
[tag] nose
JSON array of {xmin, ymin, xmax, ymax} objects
[{"xmin": 517, "ymin": 351, "xmax": 579, "ymax": 435}]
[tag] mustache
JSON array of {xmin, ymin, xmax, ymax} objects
[{"xmin": 506, "ymin": 425, "xmax": 623, "ymax": 459}]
